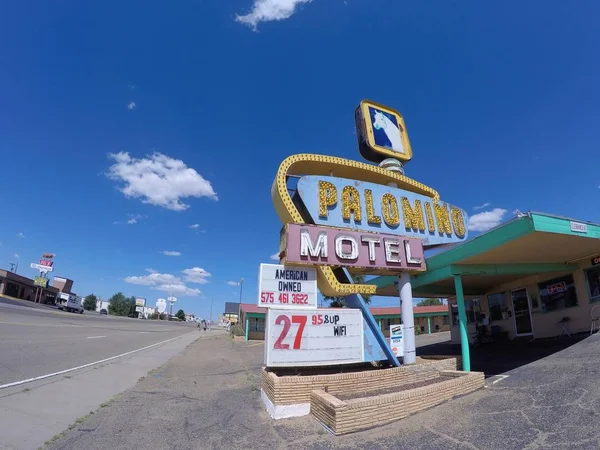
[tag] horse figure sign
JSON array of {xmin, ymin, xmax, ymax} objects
[{"xmin": 372, "ymin": 109, "xmax": 405, "ymax": 154}]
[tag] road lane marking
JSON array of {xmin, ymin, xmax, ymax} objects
[
  {"xmin": 0, "ymin": 331, "xmax": 197, "ymax": 390},
  {"xmin": 87, "ymin": 336, "xmax": 106, "ymax": 339},
  {"xmin": 492, "ymin": 375, "xmax": 509, "ymax": 385}
]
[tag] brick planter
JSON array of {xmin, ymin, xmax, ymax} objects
[
  {"xmin": 311, "ymin": 370, "xmax": 484, "ymax": 435},
  {"xmin": 233, "ymin": 335, "xmax": 245, "ymax": 342},
  {"xmin": 261, "ymin": 356, "xmax": 458, "ymax": 419}
]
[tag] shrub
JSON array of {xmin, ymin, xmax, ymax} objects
[{"xmin": 230, "ymin": 324, "xmax": 245, "ymax": 337}]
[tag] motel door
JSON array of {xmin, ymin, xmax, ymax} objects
[{"xmin": 511, "ymin": 288, "xmax": 533, "ymax": 336}]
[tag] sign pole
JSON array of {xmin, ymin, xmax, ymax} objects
[{"xmin": 397, "ymin": 273, "xmax": 416, "ymax": 364}]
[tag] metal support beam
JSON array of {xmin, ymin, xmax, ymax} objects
[
  {"xmin": 453, "ymin": 274, "xmax": 470, "ymax": 372},
  {"xmin": 427, "ymin": 316, "xmax": 431, "ymax": 335},
  {"xmin": 245, "ymin": 318, "xmax": 249, "ymax": 342}
]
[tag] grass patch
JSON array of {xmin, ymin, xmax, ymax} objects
[
  {"xmin": 41, "ymin": 414, "xmax": 90, "ymax": 448},
  {"xmin": 22, "ymin": 387, "xmax": 30, "ymax": 393}
]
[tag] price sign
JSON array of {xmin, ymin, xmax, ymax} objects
[
  {"xmin": 258, "ymin": 263, "xmax": 317, "ymax": 309},
  {"xmin": 264, "ymin": 308, "xmax": 364, "ymax": 367}
]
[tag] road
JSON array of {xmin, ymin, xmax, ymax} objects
[{"xmin": 0, "ymin": 302, "xmax": 198, "ymax": 386}]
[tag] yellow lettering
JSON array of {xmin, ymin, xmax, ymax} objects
[
  {"xmin": 318, "ymin": 181, "xmax": 337, "ymax": 218},
  {"xmin": 364, "ymin": 189, "xmax": 381, "ymax": 224},
  {"xmin": 451, "ymin": 207, "xmax": 466, "ymax": 238},
  {"xmin": 381, "ymin": 193, "xmax": 400, "ymax": 227},
  {"xmin": 425, "ymin": 202, "xmax": 435, "ymax": 233},
  {"xmin": 401, "ymin": 197, "xmax": 425, "ymax": 231},
  {"xmin": 341, "ymin": 186, "xmax": 362, "ymax": 222},
  {"xmin": 435, "ymin": 203, "xmax": 452, "ymax": 235}
]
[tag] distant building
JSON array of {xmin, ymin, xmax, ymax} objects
[
  {"xmin": 0, "ymin": 269, "xmax": 59, "ymax": 305},
  {"xmin": 53, "ymin": 277, "xmax": 74, "ymax": 294}
]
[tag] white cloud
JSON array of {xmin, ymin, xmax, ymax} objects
[
  {"xmin": 189, "ymin": 224, "xmax": 200, "ymax": 229},
  {"xmin": 16, "ymin": 232, "xmax": 24, "ymax": 238},
  {"xmin": 127, "ymin": 101, "xmax": 136, "ymax": 110},
  {"xmin": 14, "ymin": 253, "xmax": 19, "ymax": 259},
  {"xmin": 127, "ymin": 218, "xmax": 137, "ymax": 224},
  {"xmin": 146, "ymin": 268, "xmax": 157, "ymax": 274},
  {"xmin": 468, "ymin": 208, "xmax": 508, "ymax": 232},
  {"xmin": 106, "ymin": 152, "xmax": 217, "ymax": 211},
  {"xmin": 112, "ymin": 221, "xmax": 120, "ymax": 225},
  {"xmin": 227, "ymin": 281, "xmax": 241, "ymax": 286},
  {"xmin": 236, "ymin": 0, "xmax": 312, "ymax": 30},
  {"xmin": 163, "ymin": 250, "xmax": 182, "ymax": 256},
  {"xmin": 182, "ymin": 267, "xmax": 212, "ymax": 284},
  {"xmin": 124, "ymin": 271, "xmax": 202, "ymax": 297},
  {"xmin": 473, "ymin": 202, "xmax": 491, "ymax": 210},
  {"xmin": 155, "ymin": 283, "xmax": 201, "ymax": 297},
  {"xmin": 270, "ymin": 252, "xmax": 280, "ymax": 261},
  {"xmin": 124, "ymin": 272, "xmax": 181, "ymax": 286}
]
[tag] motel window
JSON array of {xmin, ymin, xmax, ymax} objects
[
  {"xmin": 443, "ymin": 315, "xmax": 449, "ymax": 326},
  {"xmin": 465, "ymin": 299, "xmax": 480, "ymax": 323},
  {"xmin": 487, "ymin": 293, "xmax": 506, "ymax": 321},
  {"xmin": 586, "ymin": 266, "xmax": 600, "ymax": 303},
  {"xmin": 253, "ymin": 318, "xmax": 265, "ymax": 332},
  {"xmin": 451, "ymin": 299, "xmax": 479, "ymax": 324},
  {"xmin": 538, "ymin": 275, "xmax": 578, "ymax": 312}
]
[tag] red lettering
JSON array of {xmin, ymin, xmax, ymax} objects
[{"xmin": 273, "ymin": 315, "xmax": 291, "ymax": 349}]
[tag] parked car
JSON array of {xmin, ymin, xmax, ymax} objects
[{"xmin": 100, "ymin": 309, "xmax": 108, "ymax": 315}]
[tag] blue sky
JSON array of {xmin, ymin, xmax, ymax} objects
[{"xmin": 1, "ymin": 0, "xmax": 599, "ymax": 317}]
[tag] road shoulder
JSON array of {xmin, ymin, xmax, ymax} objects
[{"xmin": 0, "ymin": 330, "xmax": 205, "ymax": 450}]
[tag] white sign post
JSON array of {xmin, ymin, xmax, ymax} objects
[
  {"xmin": 389, "ymin": 324, "xmax": 404, "ymax": 358},
  {"xmin": 258, "ymin": 264, "xmax": 317, "ymax": 309},
  {"xmin": 264, "ymin": 308, "xmax": 364, "ymax": 367}
]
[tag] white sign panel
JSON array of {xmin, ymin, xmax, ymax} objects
[
  {"xmin": 258, "ymin": 263, "xmax": 317, "ymax": 309},
  {"xmin": 570, "ymin": 221, "xmax": 588, "ymax": 234},
  {"xmin": 135, "ymin": 298, "xmax": 146, "ymax": 307},
  {"xmin": 30, "ymin": 263, "xmax": 53, "ymax": 272},
  {"xmin": 265, "ymin": 308, "xmax": 364, "ymax": 367},
  {"xmin": 135, "ymin": 306, "xmax": 144, "ymax": 313},
  {"xmin": 389, "ymin": 324, "xmax": 403, "ymax": 358}
]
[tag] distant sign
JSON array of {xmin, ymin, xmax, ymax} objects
[
  {"xmin": 264, "ymin": 308, "xmax": 364, "ymax": 367},
  {"xmin": 258, "ymin": 263, "xmax": 317, "ymax": 309},
  {"xmin": 167, "ymin": 296, "xmax": 177, "ymax": 303},
  {"xmin": 156, "ymin": 298, "xmax": 167, "ymax": 314},
  {"xmin": 135, "ymin": 298, "xmax": 146, "ymax": 307},
  {"xmin": 30, "ymin": 263, "xmax": 53, "ymax": 273},
  {"xmin": 570, "ymin": 221, "xmax": 588, "ymax": 234},
  {"xmin": 135, "ymin": 306, "xmax": 144, "ymax": 313},
  {"xmin": 389, "ymin": 325, "xmax": 403, "ymax": 358},
  {"xmin": 39, "ymin": 260, "xmax": 53, "ymax": 267},
  {"xmin": 34, "ymin": 276, "xmax": 48, "ymax": 287},
  {"xmin": 283, "ymin": 224, "xmax": 426, "ymax": 274}
]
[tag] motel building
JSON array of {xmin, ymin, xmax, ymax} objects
[
  {"xmin": 240, "ymin": 303, "xmax": 449, "ymax": 341},
  {"xmin": 370, "ymin": 212, "xmax": 600, "ymax": 371}
]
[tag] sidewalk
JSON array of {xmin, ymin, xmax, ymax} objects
[{"xmin": 47, "ymin": 333, "xmax": 600, "ymax": 450}]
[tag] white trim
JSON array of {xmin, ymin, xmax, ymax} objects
[
  {"xmin": 261, "ymin": 389, "xmax": 310, "ymax": 419},
  {"xmin": 0, "ymin": 331, "xmax": 196, "ymax": 390}
]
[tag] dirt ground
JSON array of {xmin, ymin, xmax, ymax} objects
[{"xmin": 48, "ymin": 333, "xmax": 600, "ymax": 450}]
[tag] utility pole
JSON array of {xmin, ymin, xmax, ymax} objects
[
  {"xmin": 209, "ymin": 296, "xmax": 213, "ymax": 331},
  {"xmin": 238, "ymin": 278, "xmax": 244, "ymax": 325}
]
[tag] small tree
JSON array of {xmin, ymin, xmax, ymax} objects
[
  {"xmin": 108, "ymin": 292, "xmax": 136, "ymax": 316},
  {"xmin": 175, "ymin": 309, "xmax": 186, "ymax": 321},
  {"xmin": 416, "ymin": 298, "xmax": 443, "ymax": 307},
  {"xmin": 83, "ymin": 294, "xmax": 98, "ymax": 311},
  {"xmin": 323, "ymin": 274, "xmax": 371, "ymax": 307}
]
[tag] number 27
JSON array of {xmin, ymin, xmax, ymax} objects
[{"xmin": 273, "ymin": 315, "xmax": 307, "ymax": 350}]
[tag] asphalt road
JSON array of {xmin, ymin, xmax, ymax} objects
[{"xmin": 0, "ymin": 303, "xmax": 198, "ymax": 386}]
